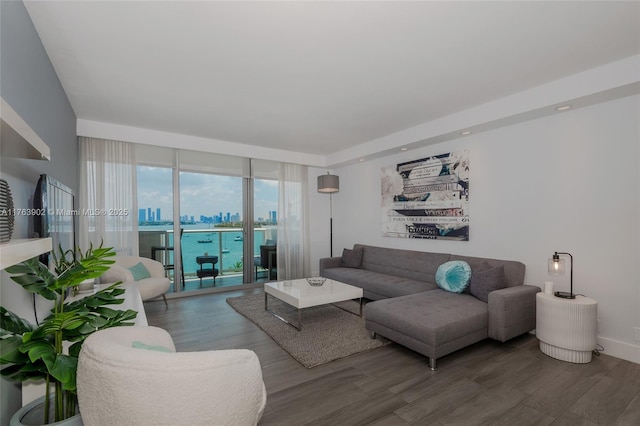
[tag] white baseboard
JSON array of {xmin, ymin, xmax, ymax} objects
[{"xmin": 597, "ymin": 336, "xmax": 640, "ymax": 364}]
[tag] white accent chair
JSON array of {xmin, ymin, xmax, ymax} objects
[
  {"xmin": 77, "ymin": 326, "xmax": 267, "ymax": 426},
  {"xmin": 100, "ymin": 256, "xmax": 170, "ymax": 306}
]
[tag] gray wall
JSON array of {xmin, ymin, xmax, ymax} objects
[
  {"xmin": 1, "ymin": 0, "xmax": 78, "ymax": 197},
  {"xmin": 0, "ymin": 1, "xmax": 77, "ymax": 424}
]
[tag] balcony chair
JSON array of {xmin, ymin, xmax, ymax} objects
[
  {"xmin": 100, "ymin": 256, "xmax": 171, "ymax": 306},
  {"xmin": 256, "ymin": 244, "xmax": 277, "ymax": 280},
  {"xmin": 150, "ymin": 228, "xmax": 185, "ymax": 288},
  {"xmin": 77, "ymin": 326, "xmax": 267, "ymax": 426}
]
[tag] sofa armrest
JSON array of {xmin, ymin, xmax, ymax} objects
[
  {"xmin": 488, "ymin": 285, "xmax": 540, "ymax": 342},
  {"xmin": 319, "ymin": 257, "xmax": 342, "ymax": 276},
  {"xmin": 100, "ymin": 264, "xmax": 134, "ymax": 284}
]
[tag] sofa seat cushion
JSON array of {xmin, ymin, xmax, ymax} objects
[
  {"xmin": 365, "ymin": 290, "xmax": 488, "ymax": 347},
  {"xmin": 322, "ymin": 267, "xmax": 436, "ymax": 299}
]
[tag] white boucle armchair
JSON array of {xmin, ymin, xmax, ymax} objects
[
  {"xmin": 100, "ymin": 256, "xmax": 170, "ymax": 306},
  {"xmin": 77, "ymin": 326, "xmax": 267, "ymax": 426}
]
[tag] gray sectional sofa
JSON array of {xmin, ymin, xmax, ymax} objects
[{"xmin": 319, "ymin": 244, "xmax": 539, "ymax": 370}]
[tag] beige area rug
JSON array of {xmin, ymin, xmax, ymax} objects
[{"xmin": 226, "ymin": 292, "xmax": 388, "ymax": 368}]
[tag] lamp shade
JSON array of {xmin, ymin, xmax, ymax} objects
[
  {"xmin": 548, "ymin": 257, "xmax": 565, "ymax": 275},
  {"xmin": 317, "ymin": 173, "xmax": 339, "ymax": 193}
]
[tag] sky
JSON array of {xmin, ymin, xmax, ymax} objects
[{"xmin": 136, "ymin": 166, "xmax": 278, "ymax": 222}]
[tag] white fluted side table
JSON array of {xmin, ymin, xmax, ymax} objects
[{"xmin": 536, "ymin": 292, "xmax": 597, "ymax": 363}]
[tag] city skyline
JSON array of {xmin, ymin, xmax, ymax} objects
[
  {"xmin": 138, "ymin": 206, "xmax": 277, "ymax": 224},
  {"xmin": 137, "ymin": 166, "xmax": 278, "ymax": 223}
]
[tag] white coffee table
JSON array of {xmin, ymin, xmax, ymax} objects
[{"xmin": 264, "ymin": 278, "xmax": 364, "ymax": 330}]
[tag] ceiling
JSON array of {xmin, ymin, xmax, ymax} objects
[{"xmin": 24, "ymin": 1, "xmax": 640, "ymax": 160}]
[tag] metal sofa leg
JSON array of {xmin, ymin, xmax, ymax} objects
[
  {"xmin": 369, "ymin": 331, "xmax": 376, "ymax": 339},
  {"xmin": 162, "ymin": 294, "xmax": 168, "ymax": 308},
  {"xmin": 428, "ymin": 357, "xmax": 437, "ymax": 371}
]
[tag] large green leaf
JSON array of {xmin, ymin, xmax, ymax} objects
[
  {"xmin": 36, "ymin": 311, "xmax": 86, "ymax": 336},
  {"xmin": 68, "ymin": 342, "xmax": 82, "ymax": 358},
  {"xmin": 55, "ymin": 246, "xmax": 117, "ymax": 290},
  {"xmin": 64, "ymin": 283, "xmax": 125, "ymax": 310},
  {"xmin": 0, "ymin": 363, "xmax": 30, "ymax": 381},
  {"xmin": 0, "ymin": 356, "xmax": 48, "ymax": 382},
  {"xmin": 24, "ymin": 341, "xmax": 56, "ymax": 364},
  {"xmin": 50, "ymin": 354, "xmax": 77, "ymax": 391},
  {"xmin": 0, "ymin": 307, "xmax": 34, "ymax": 337},
  {"xmin": 0, "ymin": 336, "xmax": 28, "ymax": 364},
  {"xmin": 6, "ymin": 258, "xmax": 57, "ymax": 300}
]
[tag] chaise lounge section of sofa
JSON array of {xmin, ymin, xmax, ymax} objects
[{"xmin": 320, "ymin": 244, "xmax": 539, "ymax": 370}]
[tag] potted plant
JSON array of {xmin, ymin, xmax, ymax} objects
[
  {"xmin": 0, "ymin": 244, "xmax": 137, "ymax": 424},
  {"xmin": 231, "ymin": 261, "xmax": 243, "ymax": 272},
  {"xmin": 51, "ymin": 243, "xmax": 100, "ymax": 294}
]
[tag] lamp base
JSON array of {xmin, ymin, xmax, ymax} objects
[{"xmin": 554, "ymin": 291, "xmax": 576, "ymax": 299}]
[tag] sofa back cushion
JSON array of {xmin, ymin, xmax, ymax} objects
[
  {"xmin": 354, "ymin": 244, "xmax": 450, "ymax": 283},
  {"xmin": 469, "ymin": 265, "xmax": 507, "ymax": 302},
  {"xmin": 341, "ymin": 247, "xmax": 364, "ymax": 268},
  {"xmin": 449, "ymin": 254, "xmax": 525, "ymax": 287}
]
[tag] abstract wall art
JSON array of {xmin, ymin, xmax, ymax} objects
[{"xmin": 381, "ymin": 150, "xmax": 469, "ymax": 240}]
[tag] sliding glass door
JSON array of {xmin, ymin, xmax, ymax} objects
[
  {"xmin": 179, "ymin": 171, "xmax": 244, "ymax": 291},
  {"xmin": 253, "ymin": 178, "xmax": 278, "ymax": 282},
  {"xmin": 135, "ymin": 147, "xmax": 281, "ymax": 293},
  {"xmin": 137, "ymin": 165, "xmax": 177, "ymax": 288}
]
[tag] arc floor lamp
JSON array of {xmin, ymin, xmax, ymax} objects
[{"xmin": 317, "ymin": 172, "xmax": 339, "ymax": 257}]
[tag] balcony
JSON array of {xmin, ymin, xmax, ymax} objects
[{"xmin": 139, "ymin": 226, "xmax": 274, "ymax": 291}]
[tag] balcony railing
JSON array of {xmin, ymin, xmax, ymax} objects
[{"xmin": 139, "ymin": 227, "xmax": 275, "ymax": 287}]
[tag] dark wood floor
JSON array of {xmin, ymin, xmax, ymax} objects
[{"xmin": 145, "ymin": 289, "xmax": 640, "ymax": 426}]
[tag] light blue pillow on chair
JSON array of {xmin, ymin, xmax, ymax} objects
[
  {"xmin": 128, "ymin": 262, "xmax": 151, "ymax": 281},
  {"xmin": 132, "ymin": 340, "xmax": 173, "ymax": 353},
  {"xmin": 435, "ymin": 260, "xmax": 472, "ymax": 293}
]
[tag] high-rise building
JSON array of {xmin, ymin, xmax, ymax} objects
[
  {"xmin": 147, "ymin": 208, "xmax": 152, "ymax": 222},
  {"xmin": 156, "ymin": 208, "xmax": 161, "ymax": 222},
  {"xmin": 270, "ymin": 210, "xmax": 277, "ymax": 224},
  {"xmin": 138, "ymin": 208, "xmax": 146, "ymax": 222}
]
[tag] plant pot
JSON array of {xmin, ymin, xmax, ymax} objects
[{"xmin": 10, "ymin": 395, "xmax": 83, "ymax": 426}]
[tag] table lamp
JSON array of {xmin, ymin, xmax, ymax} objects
[{"xmin": 548, "ymin": 251, "xmax": 575, "ymax": 299}]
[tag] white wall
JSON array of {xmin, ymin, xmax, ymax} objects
[{"xmin": 309, "ymin": 95, "xmax": 640, "ymax": 363}]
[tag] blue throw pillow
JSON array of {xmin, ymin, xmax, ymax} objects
[
  {"xmin": 435, "ymin": 260, "xmax": 472, "ymax": 293},
  {"xmin": 128, "ymin": 262, "xmax": 151, "ymax": 281}
]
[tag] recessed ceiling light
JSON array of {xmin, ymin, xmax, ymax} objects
[
  {"xmin": 460, "ymin": 131, "xmax": 472, "ymax": 136},
  {"xmin": 359, "ymin": 159, "xmax": 365, "ymax": 162},
  {"xmin": 400, "ymin": 147, "xmax": 408, "ymax": 151},
  {"xmin": 555, "ymin": 105, "xmax": 572, "ymax": 111}
]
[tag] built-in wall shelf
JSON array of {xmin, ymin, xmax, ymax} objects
[
  {"xmin": 0, "ymin": 97, "xmax": 51, "ymax": 161},
  {"xmin": 0, "ymin": 238, "xmax": 52, "ymax": 270}
]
